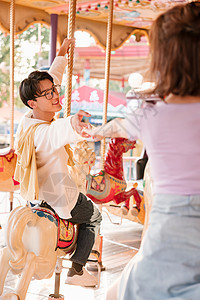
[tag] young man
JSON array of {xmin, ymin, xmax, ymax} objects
[{"xmin": 15, "ymin": 38, "xmax": 102, "ymax": 287}]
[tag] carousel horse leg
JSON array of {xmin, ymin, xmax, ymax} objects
[
  {"xmin": 113, "ymin": 188, "xmax": 136, "ymax": 205},
  {"xmin": 9, "ymin": 192, "xmax": 14, "ymax": 211},
  {"xmin": 121, "ymin": 198, "xmax": 130, "ymax": 215},
  {"xmin": 0, "ymin": 247, "xmax": 12, "ymax": 296},
  {"xmin": 87, "ymin": 233, "xmax": 105, "ymax": 272},
  {"xmin": 13, "ymin": 252, "xmax": 36, "ymax": 300},
  {"xmin": 121, "ymin": 183, "xmax": 139, "ymax": 215},
  {"xmin": 97, "ymin": 234, "xmax": 105, "ymax": 271},
  {"xmin": 2, "ymin": 293, "xmax": 19, "ymax": 300},
  {"xmin": 87, "ymin": 204, "xmax": 105, "ymax": 272}
]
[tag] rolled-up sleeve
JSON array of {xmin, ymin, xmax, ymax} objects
[
  {"xmin": 49, "ymin": 56, "xmax": 67, "ymax": 85},
  {"xmin": 87, "ymin": 114, "xmax": 141, "ymax": 141}
]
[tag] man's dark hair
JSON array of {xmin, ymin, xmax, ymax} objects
[{"xmin": 19, "ymin": 71, "xmax": 54, "ymax": 109}]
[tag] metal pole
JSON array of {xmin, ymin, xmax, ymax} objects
[
  {"xmin": 49, "ymin": 14, "xmax": 58, "ymax": 65},
  {"xmin": 64, "ymin": 0, "xmax": 77, "ymax": 118},
  {"xmin": 10, "ymin": 0, "xmax": 15, "ymax": 149},
  {"xmin": 101, "ymin": 0, "xmax": 114, "ymax": 168}
]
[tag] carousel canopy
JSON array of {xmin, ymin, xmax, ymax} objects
[
  {"xmin": 74, "ymin": 36, "xmax": 150, "ymax": 81},
  {"xmin": 60, "ymin": 85, "xmax": 127, "ymax": 119},
  {"xmin": 0, "ymin": 0, "xmax": 189, "ymax": 49}
]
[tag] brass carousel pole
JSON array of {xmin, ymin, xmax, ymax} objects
[
  {"xmin": 64, "ymin": 0, "xmax": 77, "ymax": 118},
  {"xmin": 50, "ymin": 2, "xmax": 77, "ymax": 299},
  {"xmin": 9, "ymin": 0, "xmax": 15, "ymax": 211},
  {"xmin": 101, "ymin": 0, "xmax": 114, "ymax": 168},
  {"xmin": 97, "ymin": 0, "xmax": 114, "ymax": 271}
]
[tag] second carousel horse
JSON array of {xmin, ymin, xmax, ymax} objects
[
  {"xmin": 86, "ymin": 138, "xmax": 142, "ymax": 212},
  {"xmin": 0, "ymin": 147, "xmax": 20, "ymax": 191}
]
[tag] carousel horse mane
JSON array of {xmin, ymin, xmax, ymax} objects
[
  {"xmin": 104, "ymin": 138, "xmax": 136, "ymax": 180},
  {"xmin": 71, "ymin": 140, "xmax": 96, "ymax": 194}
]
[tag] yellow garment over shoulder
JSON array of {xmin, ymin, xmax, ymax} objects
[{"xmin": 14, "ymin": 122, "xmax": 75, "ymax": 203}]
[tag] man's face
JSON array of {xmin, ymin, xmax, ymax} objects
[{"xmin": 33, "ymin": 79, "xmax": 62, "ymax": 113}]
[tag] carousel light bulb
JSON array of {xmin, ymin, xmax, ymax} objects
[{"xmin": 128, "ymin": 72, "xmax": 143, "ymax": 89}]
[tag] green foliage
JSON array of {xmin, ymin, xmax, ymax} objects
[
  {"xmin": 0, "ymin": 24, "xmax": 50, "ymax": 108},
  {"xmin": 93, "ymin": 79, "xmax": 130, "ymax": 94},
  {"xmin": 0, "ymin": 34, "xmax": 10, "ymax": 107},
  {"xmin": 109, "ymin": 80, "xmax": 120, "ymax": 92}
]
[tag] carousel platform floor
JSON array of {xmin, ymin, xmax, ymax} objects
[{"xmin": 0, "ymin": 191, "xmax": 143, "ymax": 300}]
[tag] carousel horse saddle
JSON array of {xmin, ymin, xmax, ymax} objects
[
  {"xmin": 0, "ymin": 148, "xmax": 17, "ymax": 182},
  {"xmin": 32, "ymin": 201, "xmax": 77, "ymax": 252},
  {"xmin": 86, "ymin": 170, "xmax": 127, "ymax": 204},
  {"xmin": 0, "ymin": 147, "xmax": 12, "ymax": 156}
]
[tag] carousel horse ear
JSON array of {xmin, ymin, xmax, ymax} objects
[{"xmin": 136, "ymin": 150, "xmax": 148, "ymax": 180}]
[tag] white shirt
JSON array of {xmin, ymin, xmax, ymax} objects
[{"xmin": 16, "ymin": 56, "xmax": 82, "ymax": 218}]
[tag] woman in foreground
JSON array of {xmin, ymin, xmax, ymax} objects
[{"xmin": 85, "ymin": 1, "xmax": 200, "ymax": 299}]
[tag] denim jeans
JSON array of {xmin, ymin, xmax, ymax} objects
[
  {"xmin": 67, "ymin": 192, "xmax": 102, "ymax": 266},
  {"xmin": 118, "ymin": 194, "xmax": 200, "ymax": 300}
]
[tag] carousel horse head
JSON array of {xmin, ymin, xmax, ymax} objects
[
  {"xmin": 109, "ymin": 138, "xmax": 136, "ymax": 156},
  {"xmin": 104, "ymin": 138, "xmax": 136, "ymax": 180},
  {"xmin": 0, "ymin": 204, "xmax": 78, "ymax": 300}
]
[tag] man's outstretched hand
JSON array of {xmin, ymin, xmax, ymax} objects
[{"xmin": 71, "ymin": 110, "xmax": 92, "ymax": 137}]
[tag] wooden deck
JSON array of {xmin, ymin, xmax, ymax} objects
[{"xmin": 0, "ymin": 191, "xmax": 143, "ymax": 300}]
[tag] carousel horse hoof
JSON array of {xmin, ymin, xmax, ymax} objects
[
  {"xmin": 121, "ymin": 205, "xmax": 129, "ymax": 215},
  {"xmin": 2, "ymin": 292, "xmax": 19, "ymax": 300},
  {"xmin": 130, "ymin": 205, "xmax": 139, "ymax": 217},
  {"xmin": 48, "ymin": 294, "xmax": 64, "ymax": 300}
]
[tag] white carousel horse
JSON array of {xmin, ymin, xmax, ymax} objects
[{"xmin": 0, "ymin": 140, "xmax": 95, "ymax": 300}]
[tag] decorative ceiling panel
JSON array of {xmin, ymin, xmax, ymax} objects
[{"xmin": 0, "ymin": 0, "xmax": 191, "ymax": 48}]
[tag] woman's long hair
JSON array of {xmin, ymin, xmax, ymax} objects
[{"xmin": 149, "ymin": 1, "xmax": 200, "ymax": 98}]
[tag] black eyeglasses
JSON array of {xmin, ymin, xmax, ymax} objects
[{"xmin": 33, "ymin": 84, "xmax": 61, "ymax": 100}]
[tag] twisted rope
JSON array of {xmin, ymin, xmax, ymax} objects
[
  {"xmin": 101, "ymin": 0, "xmax": 114, "ymax": 169},
  {"xmin": 10, "ymin": 0, "xmax": 15, "ymax": 149},
  {"xmin": 64, "ymin": 0, "xmax": 77, "ymax": 118}
]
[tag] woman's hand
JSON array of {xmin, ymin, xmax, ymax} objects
[
  {"xmin": 71, "ymin": 110, "xmax": 92, "ymax": 137},
  {"xmin": 57, "ymin": 37, "xmax": 75, "ymax": 57},
  {"xmin": 81, "ymin": 127, "xmax": 104, "ymax": 141}
]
